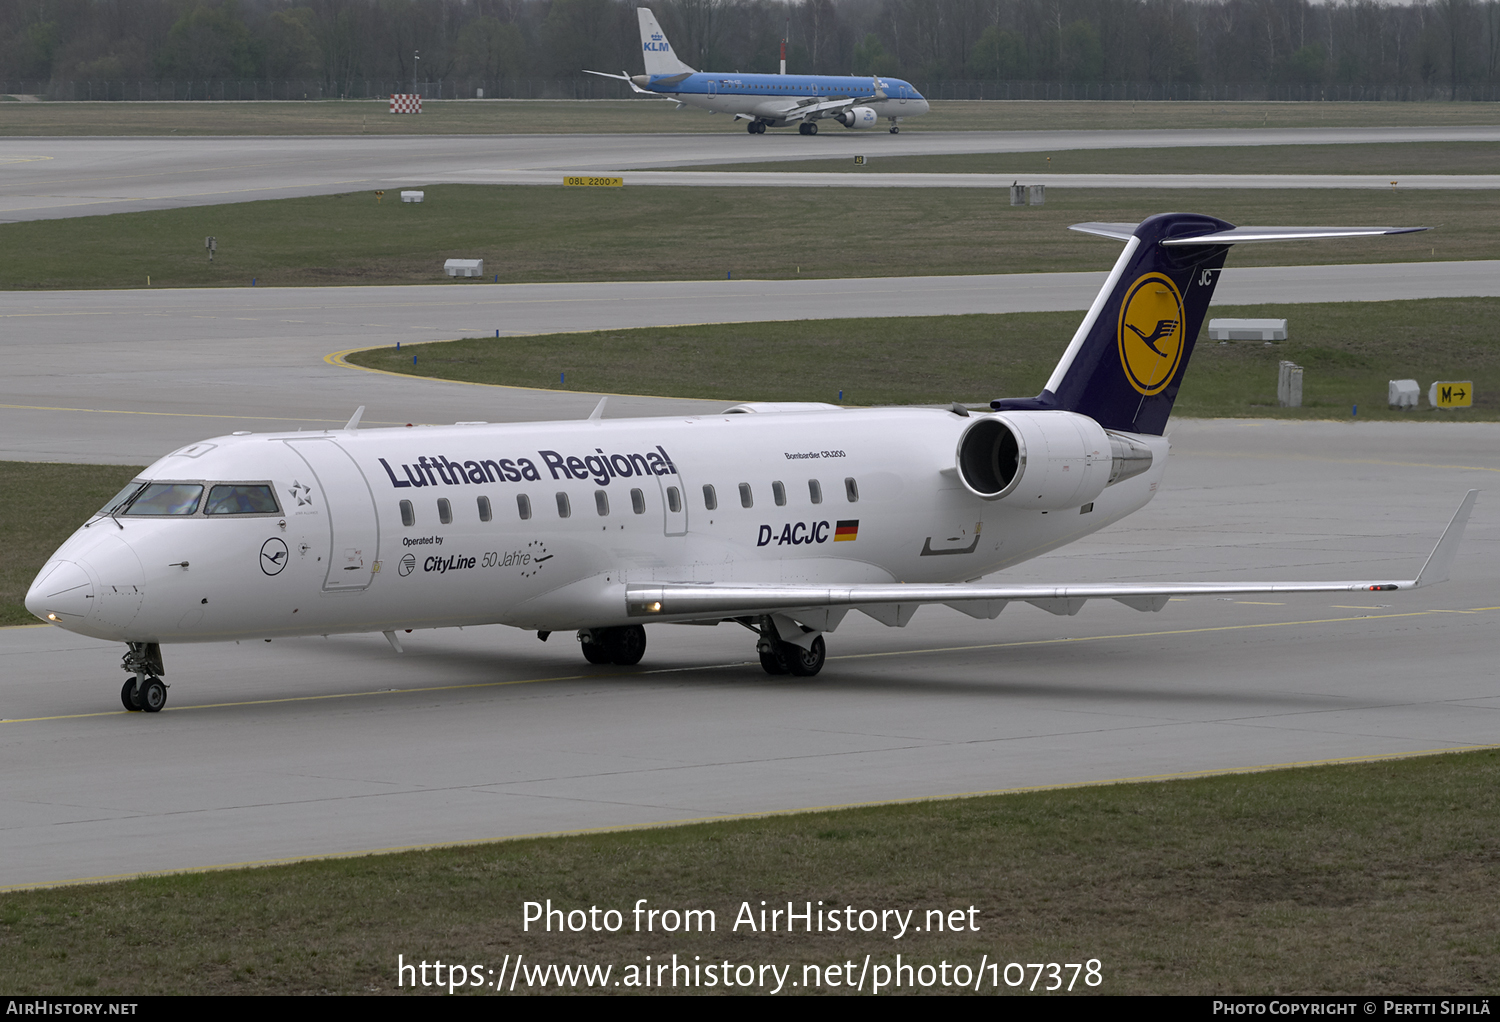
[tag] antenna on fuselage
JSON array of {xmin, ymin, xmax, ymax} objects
[{"xmin": 344, "ymin": 405, "xmax": 365, "ymax": 431}]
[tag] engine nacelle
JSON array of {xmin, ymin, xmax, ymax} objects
[
  {"xmin": 955, "ymin": 412, "xmax": 1153, "ymax": 511},
  {"xmin": 835, "ymin": 106, "xmax": 878, "ymax": 129}
]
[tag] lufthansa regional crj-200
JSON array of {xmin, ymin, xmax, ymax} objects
[
  {"xmin": 585, "ymin": 7, "xmax": 929, "ymax": 134},
  {"xmin": 27, "ymin": 213, "xmax": 1475, "ymax": 713}
]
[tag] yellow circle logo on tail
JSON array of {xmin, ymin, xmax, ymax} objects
[{"xmin": 1118, "ymin": 273, "xmax": 1186, "ymax": 396}]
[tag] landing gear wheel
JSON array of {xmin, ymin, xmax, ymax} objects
[
  {"xmin": 602, "ymin": 625, "xmax": 646, "ymax": 666},
  {"xmin": 755, "ymin": 122, "xmax": 767, "ymax": 134},
  {"xmin": 747, "ymin": 121, "xmax": 758, "ymax": 134},
  {"xmin": 581, "ymin": 639, "xmax": 612, "ymax": 665},
  {"xmin": 758, "ymin": 646, "xmax": 789, "ymax": 675},
  {"xmin": 799, "ymin": 122, "xmax": 818, "ymax": 136},
  {"xmin": 787, "ymin": 636, "xmax": 826, "ymax": 677},
  {"xmin": 890, "ymin": 124, "xmax": 900, "ymax": 134},
  {"xmin": 138, "ymin": 677, "xmax": 167, "ymax": 713},
  {"xmin": 121, "ymin": 677, "xmax": 142, "ymax": 711}
]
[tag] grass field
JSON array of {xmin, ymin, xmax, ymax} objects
[
  {"xmin": 4, "ymin": 98, "xmax": 1499, "ymax": 136},
  {"xmin": 0, "ymin": 748, "xmax": 1495, "ymax": 994},
  {"xmin": 677, "ymin": 141, "xmax": 1500, "ymax": 177},
  {"xmin": 0, "ymin": 184, "xmax": 1487, "ymax": 291},
  {"xmin": 346, "ymin": 298, "xmax": 1500, "ymax": 420},
  {"xmin": 0, "ymin": 462, "xmax": 142, "ymax": 627}
]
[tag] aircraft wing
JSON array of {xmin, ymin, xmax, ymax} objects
[
  {"xmin": 625, "ymin": 491, "xmax": 1476, "ymax": 625},
  {"xmin": 785, "ymin": 96, "xmax": 864, "ymax": 121}
]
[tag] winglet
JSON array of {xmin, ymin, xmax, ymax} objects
[
  {"xmin": 587, "ymin": 396, "xmax": 608, "ymax": 423},
  {"xmin": 344, "ymin": 405, "xmax": 365, "ymax": 431},
  {"xmin": 1414, "ymin": 490, "xmax": 1478, "ymax": 587}
]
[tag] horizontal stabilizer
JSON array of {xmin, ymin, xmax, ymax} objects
[{"xmin": 1160, "ymin": 225, "xmax": 1429, "ymax": 246}]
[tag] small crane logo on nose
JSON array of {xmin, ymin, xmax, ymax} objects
[{"xmin": 260, "ymin": 538, "xmax": 289, "ymax": 576}]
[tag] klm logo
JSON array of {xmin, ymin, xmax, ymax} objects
[{"xmin": 644, "ymin": 32, "xmax": 671, "ymax": 52}]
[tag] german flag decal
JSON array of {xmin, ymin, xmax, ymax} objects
[{"xmin": 834, "ymin": 520, "xmax": 859, "ymax": 542}]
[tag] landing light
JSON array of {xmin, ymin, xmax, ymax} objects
[{"xmin": 46, "ymin": 613, "xmax": 58, "ymax": 621}]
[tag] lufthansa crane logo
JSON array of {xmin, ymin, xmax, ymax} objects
[{"xmin": 1118, "ymin": 273, "xmax": 1186, "ymax": 396}]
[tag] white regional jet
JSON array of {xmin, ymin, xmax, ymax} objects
[
  {"xmin": 27, "ymin": 213, "xmax": 1474, "ymax": 713},
  {"xmin": 585, "ymin": 8, "xmax": 929, "ymax": 134}
]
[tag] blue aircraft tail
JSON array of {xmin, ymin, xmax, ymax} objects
[{"xmin": 993, "ymin": 213, "xmax": 1428, "ymax": 435}]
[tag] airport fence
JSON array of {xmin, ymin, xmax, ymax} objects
[{"xmin": 3, "ymin": 78, "xmax": 1498, "ymax": 103}]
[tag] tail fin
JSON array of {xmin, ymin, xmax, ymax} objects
[
  {"xmin": 638, "ymin": 7, "xmax": 695, "ymax": 77},
  {"xmin": 992, "ymin": 214, "xmax": 1428, "ymax": 436}
]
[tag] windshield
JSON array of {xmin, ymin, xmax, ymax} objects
[
  {"xmin": 121, "ymin": 483, "xmax": 204, "ymax": 516},
  {"xmin": 97, "ymin": 481, "xmax": 146, "ymax": 517},
  {"xmin": 205, "ymin": 484, "xmax": 280, "ymax": 515}
]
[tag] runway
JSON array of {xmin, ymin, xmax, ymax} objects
[
  {"xmin": 3, "ymin": 418, "xmax": 1496, "ymax": 890},
  {"xmin": 4, "ymin": 261, "xmax": 1498, "ymax": 464},
  {"xmin": 4, "ymin": 125, "xmax": 1499, "ymax": 222}
]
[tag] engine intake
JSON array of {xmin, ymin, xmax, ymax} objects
[{"xmin": 956, "ymin": 412, "xmax": 1152, "ymax": 510}]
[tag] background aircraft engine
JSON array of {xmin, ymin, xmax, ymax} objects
[
  {"xmin": 835, "ymin": 106, "xmax": 878, "ymax": 129},
  {"xmin": 956, "ymin": 412, "xmax": 1141, "ymax": 511}
]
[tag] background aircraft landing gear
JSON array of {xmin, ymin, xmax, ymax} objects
[
  {"xmin": 120, "ymin": 642, "xmax": 166, "ymax": 712},
  {"xmin": 578, "ymin": 625, "xmax": 647, "ymax": 666}
]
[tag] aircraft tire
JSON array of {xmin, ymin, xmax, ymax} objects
[
  {"xmin": 603, "ymin": 625, "xmax": 647, "ymax": 666},
  {"xmin": 786, "ymin": 636, "xmax": 826, "ymax": 677},
  {"xmin": 808, "ymin": 121, "xmax": 818, "ymax": 135},
  {"xmin": 747, "ymin": 122, "xmax": 757, "ymax": 134},
  {"xmin": 759, "ymin": 647, "xmax": 789, "ymax": 675},
  {"xmin": 138, "ymin": 677, "xmax": 167, "ymax": 713},
  {"xmin": 798, "ymin": 122, "xmax": 811, "ymax": 136},
  {"xmin": 120, "ymin": 677, "xmax": 142, "ymax": 711},
  {"xmin": 890, "ymin": 125, "xmax": 899, "ymax": 134},
  {"xmin": 581, "ymin": 638, "xmax": 612, "ymax": 665}
]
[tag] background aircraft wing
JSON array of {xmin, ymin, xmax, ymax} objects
[{"xmin": 625, "ymin": 491, "xmax": 1476, "ymax": 625}]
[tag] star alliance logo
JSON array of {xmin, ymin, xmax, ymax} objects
[{"xmin": 288, "ymin": 481, "xmax": 313, "ymax": 507}]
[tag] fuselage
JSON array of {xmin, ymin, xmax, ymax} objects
[
  {"xmin": 640, "ymin": 71, "xmax": 929, "ymax": 125},
  {"xmin": 26, "ymin": 406, "xmax": 1166, "ymax": 645}
]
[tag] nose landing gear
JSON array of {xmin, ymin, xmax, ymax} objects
[{"xmin": 120, "ymin": 643, "xmax": 167, "ymax": 712}]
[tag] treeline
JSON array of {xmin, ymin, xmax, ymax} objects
[{"xmin": 3, "ymin": 0, "xmax": 1499, "ymax": 97}]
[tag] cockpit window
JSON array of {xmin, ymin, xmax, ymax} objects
[
  {"xmin": 122, "ymin": 483, "xmax": 204, "ymax": 516},
  {"xmin": 205, "ymin": 484, "xmax": 280, "ymax": 515},
  {"xmin": 98, "ymin": 481, "xmax": 146, "ymax": 517}
]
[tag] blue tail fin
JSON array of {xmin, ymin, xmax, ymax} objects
[{"xmin": 993, "ymin": 213, "xmax": 1233, "ymax": 436}]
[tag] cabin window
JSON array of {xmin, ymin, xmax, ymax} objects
[
  {"xmin": 739, "ymin": 483, "xmax": 753, "ymax": 508},
  {"xmin": 400, "ymin": 500, "xmax": 415, "ymax": 527},
  {"xmin": 844, "ymin": 477, "xmax": 859, "ymax": 502},
  {"xmin": 808, "ymin": 479, "xmax": 823, "ymax": 505},
  {"xmin": 121, "ymin": 483, "xmax": 203, "ymax": 516},
  {"xmin": 631, "ymin": 488, "xmax": 646, "ymax": 515},
  {"xmin": 517, "ymin": 494, "xmax": 532, "ymax": 520},
  {"xmin": 205, "ymin": 484, "xmax": 279, "ymax": 515},
  {"xmin": 556, "ymin": 492, "xmax": 571, "ymax": 518},
  {"xmin": 437, "ymin": 498, "xmax": 452, "ymax": 525},
  {"xmin": 772, "ymin": 481, "xmax": 786, "ymax": 507},
  {"xmin": 703, "ymin": 484, "xmax": 718, "ymax": 511},
  {"xmin": 477, "ymin": 496, "xmax": 492, "ymax": 522},
  {"xmin": 595, "ymin": 490, "xmax": 610, "ymax": 516},
  {"xmin": 667, "ymin": 486, "xmax": 681, "ymax": 513}
]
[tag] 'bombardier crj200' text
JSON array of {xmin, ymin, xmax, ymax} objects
[{"xmin": 27, "ymin": 213, "xmax": 1474, "ymax": 713}]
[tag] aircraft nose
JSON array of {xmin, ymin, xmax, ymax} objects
[{"xmin": 26, "ymin": 560, "xmax": 94, "ymax": 625}]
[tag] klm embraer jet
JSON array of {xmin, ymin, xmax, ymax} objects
[
  {"xmin": 586, "ymin": 8, "xmax": 929, "ymax": 134},
  {"xmin": 28, "ymin": 214, "xmax": 1471, "ymax": 714}
]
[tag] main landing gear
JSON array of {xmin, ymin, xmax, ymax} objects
[
  {"xmin": 798, "ymin": 121, "xmax": 819, "ymax": 135},
  {"xmin": 578, "ymin": 625, "xmax": 647, "ymax": 666},
  {"xmin": 754, "ymin": 618, "xmax": 826, "ymax": 677},
  {"xmin": 747, "ymin": 120, "xmax": 767, "ymax": 134},
  {"xmin": 120, "ymin": 642, "xmax": 167, "ymax": 712}
]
